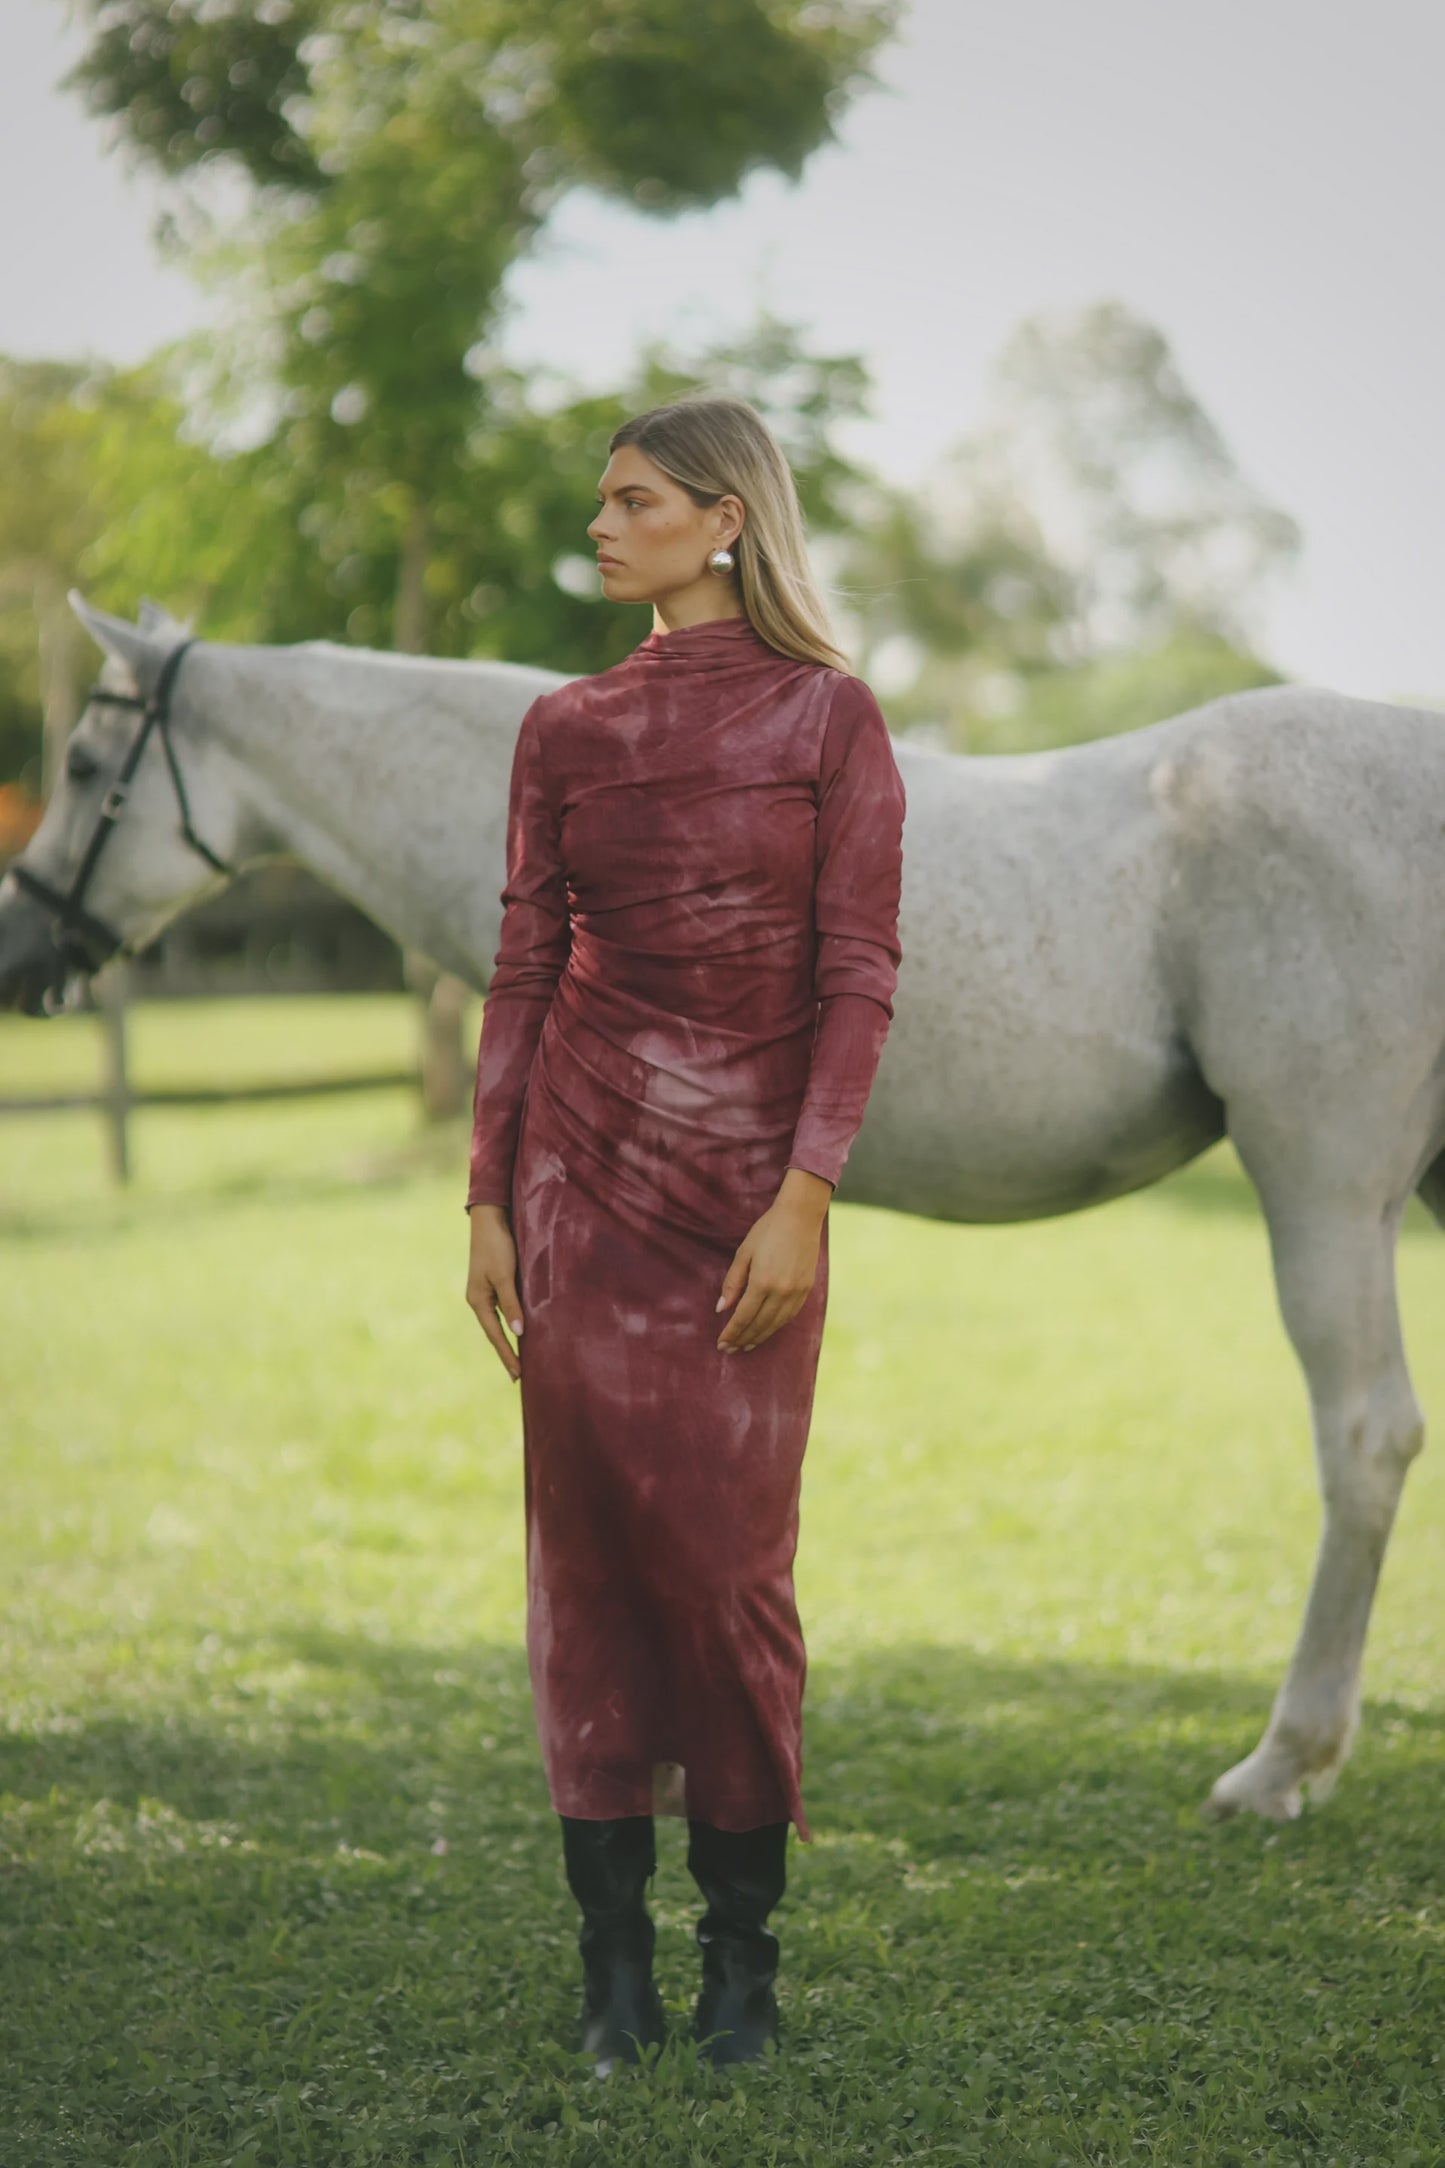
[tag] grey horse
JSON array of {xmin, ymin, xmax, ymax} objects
[{"xmin": 3, "ymin": 590, "xmax": 1442, "ymax": 1826}]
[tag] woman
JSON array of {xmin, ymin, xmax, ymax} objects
[{"xmin": 464, "ymin": 395, "xmax": 906, "ymax": 2073}]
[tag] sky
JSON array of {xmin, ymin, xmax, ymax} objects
[{"xmin": 3, "ymin": 0, "xmax": 1441, "ymax": 703}]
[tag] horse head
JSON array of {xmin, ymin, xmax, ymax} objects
[{"xmin": 0, "ymin": 592, "xmax": 246, "ymax": 1015}]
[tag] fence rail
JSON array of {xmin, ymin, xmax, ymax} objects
[
  {"xmin": 0, "ymin": 960, "xmax": 429, "ymax": 1182},
  {"xmin": 0, "ymin": 1074, "xmax": 419, "ymax": 1114}
]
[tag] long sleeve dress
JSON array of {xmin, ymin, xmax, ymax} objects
[{"xmin": 467, "ymin": 612, "xmax": 906, "ymax": 1842}]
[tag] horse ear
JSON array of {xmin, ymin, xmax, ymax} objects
[
  {"xmin": 67, "ymin": 590, "xmax": 158, "ymax": 694},
  {"xmin": 136, "ymin": 596, "xmax": 192, "ymax": 639}
]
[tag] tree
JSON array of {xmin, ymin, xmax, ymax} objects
[
  {"xmin": 0, "ymin": 308, "xmax": 870, "ymax": 690},
  {"xmin": 841, "ymin": 299, "xmax": 1299, "ymax": 750},
  {"xmin": 0, "ymin": 357, "xmax": 119, "ymax": 793},
  {"xmin": 64, "ymin": 0, "xmax": 899, "ymax": 654},
  {"xmin": 0, "ymin": 342, "xmax": 329, "ymax": 794},
  {"xmin": 423, "ymin": 309, "xmax": 875, "ymax": 675},
  {"xmin": 953, "ymin": 298, "xmax": 1302, "ymax": 660}
]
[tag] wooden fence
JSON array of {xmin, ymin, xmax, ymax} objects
[{"xmin": 0, "ymin": 963, "xmax": 426, "ymax": 1184}]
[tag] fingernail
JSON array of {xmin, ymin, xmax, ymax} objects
[
  {"xmin": 511, "ymin": 1319, "xmax": 523, "ymax": 1332},
  {"xmin": 715, "ymin": 1295, "xmax": 726, "ymax": 1311}
]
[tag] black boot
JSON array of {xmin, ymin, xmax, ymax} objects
[
  {"xmin": 686, "ymin": 1817, "xmax": 789, "ymax": 2066},
  {"xmin": 559, "ymin": 1814, "xmax": 666, "ymax": 2076}
]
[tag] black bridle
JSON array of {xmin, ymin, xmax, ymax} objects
[{"xmin": 9, "ymin": 635, "xmax": 237, "ymax": 1003}]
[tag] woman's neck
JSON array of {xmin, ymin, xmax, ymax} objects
[{"xmin": 651, "ymin": 590, "xmax": 747, "ymax": 636}]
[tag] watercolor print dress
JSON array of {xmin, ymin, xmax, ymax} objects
[{"xmin": 466, "ymin": 613, "xmax": 906, "ymax": 1841}]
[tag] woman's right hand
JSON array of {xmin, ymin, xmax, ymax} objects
[{"xmin": 466, "ymin": 1204, "xmax": 524, "ymax": 1383}]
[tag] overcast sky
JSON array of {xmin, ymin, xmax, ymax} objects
[{"xmin": 3, "ymin": 0, "xmax": 1440, "ymax": 702}]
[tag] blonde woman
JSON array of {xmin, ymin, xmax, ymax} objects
[{"xmin": 465, "ymin": 396, "xmax": 906, "ymax": 2072}]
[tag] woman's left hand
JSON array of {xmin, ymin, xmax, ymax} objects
[{"xmin": 715, "ymin": 1169, "xmax": 832, "ymax": 1351}]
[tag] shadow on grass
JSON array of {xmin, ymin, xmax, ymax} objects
[
  {"xmin": 3, "ymin": 1635, "xmax": 1442, "ymax": 2163},
  {"xmin": 4, "ymin": 1628, "xmax": 1441, "ymax": 1871}
]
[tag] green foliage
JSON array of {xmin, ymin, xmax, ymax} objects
[
  {"xmin": 2, "ymin": 993, "xmax": 1444, "ymax": 2161},
  {"xmin": 0, "ymin": 355, "xmax": 162, "ymax": 788},
  {"xmin": 0, "ymin": 358, "xmax": 100, "ymax": 572},
  {"xmin": 72, "ymin": 371, "xmax": 341, "ymax": 648},
  {"xmin": 887, "ymin": 626, "xmax": 1286, "ymax": 758},
  {"xmin": 62, "ymin": 0, "xmax": 327, "ymax": 192},
  {"xmin": 426, "ymin": 314, "xmax": 876, "ymax": 673},
  {"xmin": 541, "ymin": 0, "xmax": 899, "ymax": 212},
  {"xmin": 0, "ymin": 649, "xmax": 37, "ymax": 792},
  {"xmin": 840, "ymin": 300, "xmax": 1301, "ymax": 754},
  {"xmin": 62, "ymin": 0, "xmax": 898, "ymax": 651},
  {"xmin": 0, "ymin": 309, "xmax": 872, "ymax": 691},
  {"xmin": 975, "ymin": 626, "xmax": 1286, "ymax": 755},
  {"xmin": 235, "ymin": 41, "xmax": 537, "ymax": 496},
  {"xmin": 47, "ymin": 7, "xmax": 1297, "ymax": 758},
  {"xmin": 66, "ymin": 0, "xmax": 897, "ymax": 212},
  {"xmin": 931, "ymin": 299, "xmax": 1303, "ymax": 662},
  {"xmin": 0, "ymin": 301, "xmax": 1295, "ymax": 788},
  {"xmin": 839, "ymin": 480, "xmax": 1073, "ymax": 673}
]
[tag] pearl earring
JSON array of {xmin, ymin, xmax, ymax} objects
[{"xmin": 706, "ymin": 546, "xmax": 735, "ymax": 576}]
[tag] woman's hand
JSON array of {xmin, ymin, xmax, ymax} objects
[
  {"xmin": 466, "ymin": 1203, "xmax": 524, "ymax": 1383},
  {"xmin": 715, "ymin": 1168, "xmax": 832, "ymax": 1352}
]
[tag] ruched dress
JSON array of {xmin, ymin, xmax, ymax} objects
[{"xmin": 466, "ymin": 613, "xmax": 906, "ymax": 1841}]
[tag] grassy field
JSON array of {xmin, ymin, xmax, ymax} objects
[{"xmin": 2, "ymin": 993, "xmax": 1443, "ymax": 2166}]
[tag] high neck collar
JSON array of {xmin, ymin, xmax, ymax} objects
[{"xmin": 634, "ymin": 614, "xmax": 775, "ymax": 667}]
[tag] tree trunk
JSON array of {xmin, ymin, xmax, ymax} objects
[
  {"xmin": 35, "ymin": 566, "xmax": 85, "ymax": 798},
  {"xmin": 393, "ymin": 492, "xmax": 431, "ymax": 659},
  {"xmin": 402, "ymin": 946, "xmax": 471, "ymax": 1122},
  {"xmin": 394, "ymin": 494, "xmax": 472, "ymax": 1124}
]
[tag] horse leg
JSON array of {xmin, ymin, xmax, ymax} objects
[{"xmin": 1204, "ymin": 1181, "xmax": 1425, "ymax": 1822}]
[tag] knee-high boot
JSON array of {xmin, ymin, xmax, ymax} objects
[
  {"xmin": 686, "ymin": 1817, "xmax": 790, "ymax": 2065},
  {"xmin": 559, "ymin": 1814, "xmax": 667, "ymax": 2076}
]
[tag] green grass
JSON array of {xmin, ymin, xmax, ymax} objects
[{"xmin": 2, "ymin": 995, "xmax": 1443, "ymax": 2166}]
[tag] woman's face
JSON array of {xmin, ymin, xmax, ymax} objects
[{"xmin": 587, "ymin": 445, "xmax": 744, "ymax": 608}]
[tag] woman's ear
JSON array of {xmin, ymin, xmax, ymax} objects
[{"xmin": 716, "ymin": 494, "xmax": 746, "ymax": 550}]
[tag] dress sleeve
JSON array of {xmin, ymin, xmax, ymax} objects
[
  {"xmin": 785, "ymin": 675, "xmax": 907, "ymax": 1192},
  {"xmin": 466, "ymin": 697, "xmax": 571, "ymax": 1210}
]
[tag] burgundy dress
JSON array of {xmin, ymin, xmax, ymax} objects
[{"xmin": 466, "ymin": 614, "xmax": 906, "ymax": 1841}]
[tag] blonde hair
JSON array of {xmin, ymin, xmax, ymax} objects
[{"xmin": 608, "ymin": 396, "xmax": 850, "ymax": 672}]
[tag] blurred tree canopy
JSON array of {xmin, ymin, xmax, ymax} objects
[
  {"xmin": 838, "ymin": 299, "xmax": 1299, "ymax": 750},
  {"xmin": 63, "ymin": 0, "xmax": 898, "ymax": 650},
  {"xmin": 0, "ymin": 293, "xmax": 1301, "ymax": 787},
  {"xmin": 66, "ymin": 0, "xmax": 891, "ymax": 209},
  {"xmin": 0, "ymin": 356, "xmax": 180, "ymax": 794},
  {"xmin": 0, "ymin": 307, "xmax": 874, "ymax": 788},
  {"xmin": 0, "ymin": 359, "xmax": 88, "ymax": 791},
  {"xmin": 0, "ymin": 17, "xmax": 1302, "ymax": 792}
]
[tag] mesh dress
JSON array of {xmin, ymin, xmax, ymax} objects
[{"xmin": 467, "ymin": 613, "xmax": 906, "ymax": 1841}]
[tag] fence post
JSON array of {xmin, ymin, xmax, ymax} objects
[
  {"xmin": 402, "ymin": 948, "xmax": 470, "ymax": 1121},
  {"xmin": 96, "ymin": 958, "xmax": 132, "ymax": 1184},
  {"xmin": 390, "ymin": 522, "xmax": 470, "ymax": 1125}
]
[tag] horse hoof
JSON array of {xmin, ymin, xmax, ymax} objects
[{"xmin": 1202, "ymin": 1753, "xmax": 1304, "ymax": 1824}]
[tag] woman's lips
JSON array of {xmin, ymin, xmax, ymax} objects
[{"xmin": 597, "ymin": 556, "xmax": 622, "ymax": 569}]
